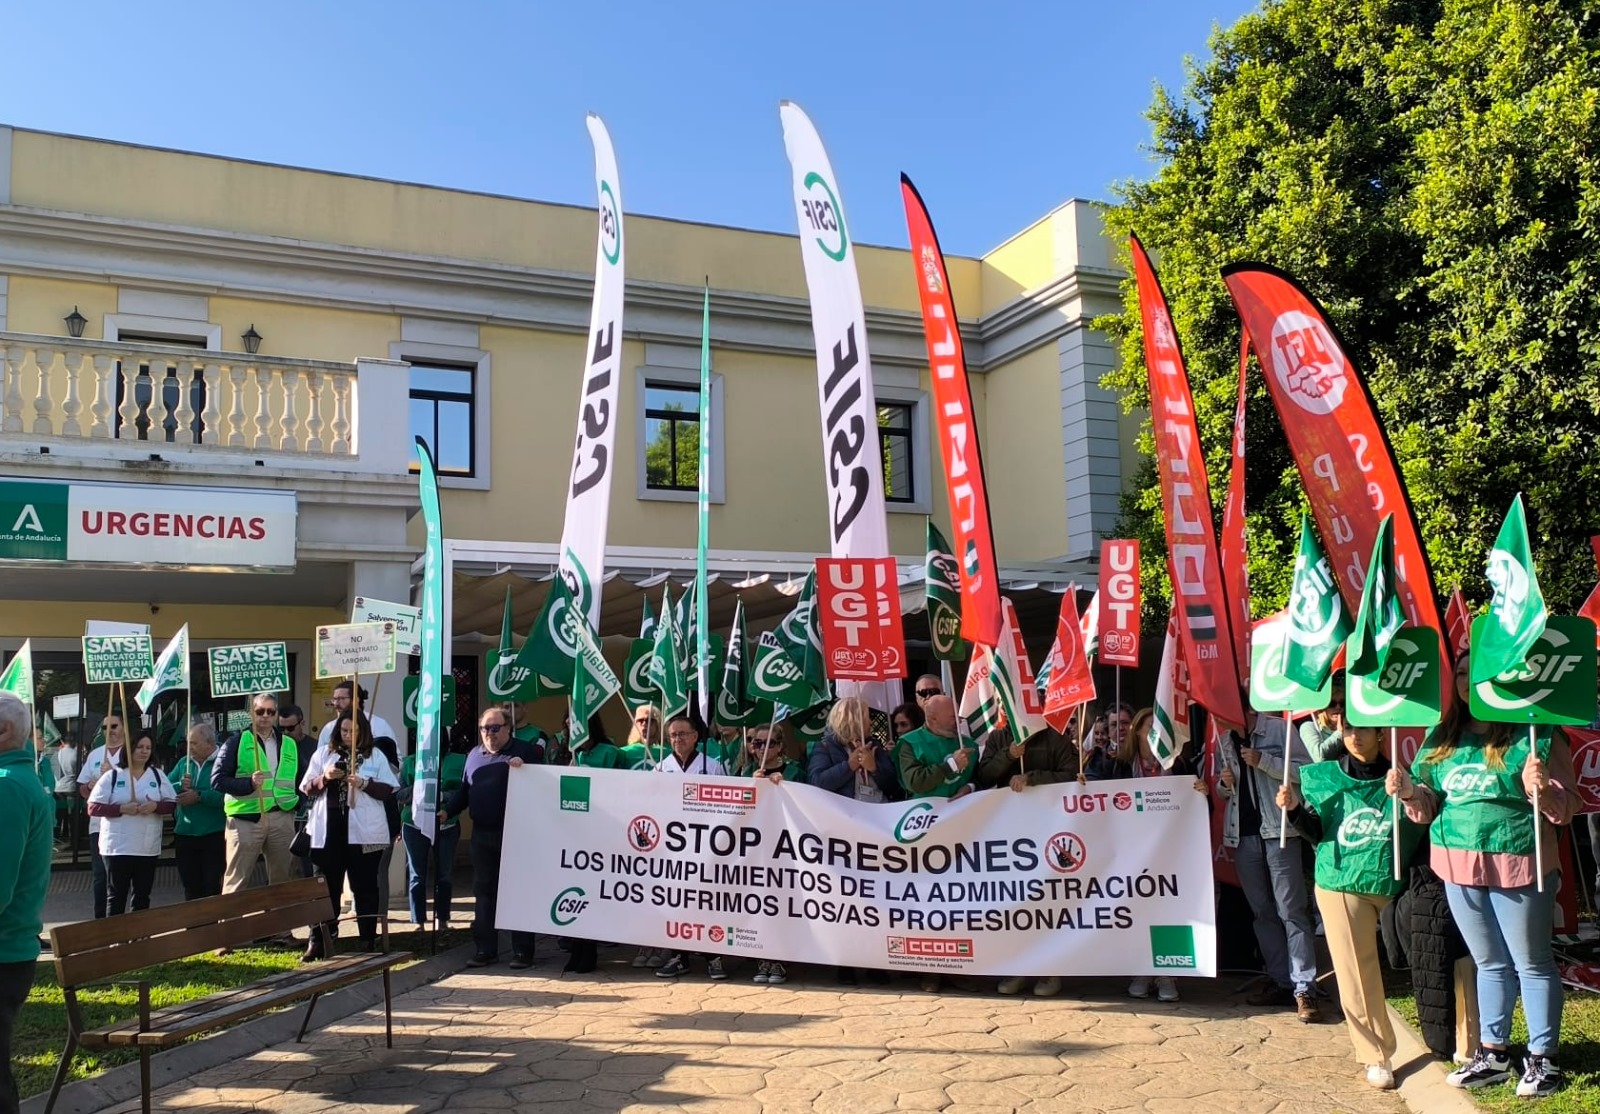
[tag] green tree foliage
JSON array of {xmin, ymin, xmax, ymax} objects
[
  {"xmin": 645, "ymin": 408, "xmax": 699, "ymax": 489},
  {"xmin": 1101, "ymin": 0, "xmax": 1600, "ymax": 617}
]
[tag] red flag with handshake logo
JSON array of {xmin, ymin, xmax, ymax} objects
[
  {"xmin": 1222, "ymin": 263, "xmax": 1445, "ymax": 714},
  {"xmin": 1130, "ymin": 237, "xmax": 1244, "ymax": 726},
  {"xmin": 815, "ymin": 557, "xmax": 906, "ymax": 682},
  {"xmin": 1097, "ymin": 540, "xmax": 1142, "ymax": 667},
  {"xmin": 900, "ymin": 175, "xmax": 1002, "ymax": 648}
]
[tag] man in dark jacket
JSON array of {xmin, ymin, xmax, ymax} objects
[
  {"xmin": 977, "ymin": 726, "xmax": 1079, "ymax": 791},
  {"xmin": 442, "ymin": 705, "xmax": 541, "ymax": 969}
]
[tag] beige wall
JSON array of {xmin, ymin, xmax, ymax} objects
[
  {"xmin": 0, "ymin": 601, "xmax": 341, "ymax": 640},
  {"xmin": 983, "ymin": 343, "xmax": 1069, "ymax": 561},
  {"xmin": 9, "ymin": 130, "xmax": 983, "ymax": 316}
]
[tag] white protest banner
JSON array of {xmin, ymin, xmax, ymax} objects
[
  {"xmin": 85, "ymin": 620, "xmax": 151, "ymax": 637},
  {"xmin": 315, "ymin": 622, "xmax": 397, "ymax": 680},
  {"xmin": 351, "ymin": 596, "xmax": 421, "ymax": 656},
  {"xmin": 500, "ymin": 767, "xmax": 1215, "ymax": 978},
  {"xmin": 207, "ymin": 642, "xmax": 291, "ymax": 697},
  {"xmin": 82, "ymin": 634, "xmax": 155, "ymax": 683}
]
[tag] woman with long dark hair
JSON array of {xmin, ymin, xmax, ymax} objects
[
  {"xmin": 1389, "ymin": 651, "xmax": 1580, "ymax": 1098},
  {"xmin": 88, "ymin": 729, "xmax": 176, "ymax": 914},
  {"xmin": 299, "ymin": 710, "xmax": 398, "ymax": 958}
]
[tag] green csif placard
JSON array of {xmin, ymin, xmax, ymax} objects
[
  {"xmin": 1249, "ymin": 611, "xmax": 1331, "ymax": 713},
  {"xmin": 1469, "ymin": 615, "xmax": 1598, "ymax": 725},
  {"xmin": 1346, "ymin": 625, "xmax": 1442, "ymax": 728}
]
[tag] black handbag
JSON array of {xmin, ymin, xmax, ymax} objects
[{"xmin": 289, "ymin": 825, "xmax": 312, "ymax": 858}]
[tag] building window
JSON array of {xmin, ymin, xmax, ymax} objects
[
  {"xmin": 644, "ymin": 381, "xmax": 700, "ymax": 491},
  {"xmin": 878, "ymin": 401, "xmax": 916, "ymax": 503},
  {"xmin": 409, "ymin": 363, "xmax": 475, "ymax": 476},
  {"xmin": 114, "ymin": 331, "xmax": 210, "ymax": 444}
]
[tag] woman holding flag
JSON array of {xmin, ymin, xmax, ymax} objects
[
  {"xmin": 1279, "ymin": 719, "xmax": 1423, "ymax": 1090},
  {"xmin": 1388, "ymin": 652, "xmax": 1579, "ymax": 1098}
]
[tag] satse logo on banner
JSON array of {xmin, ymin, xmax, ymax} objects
[{"xmin": 1098, "ymin": 540, "xmax": 1141, "ymax": 667}]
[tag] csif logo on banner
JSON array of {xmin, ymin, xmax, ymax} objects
[
  {"xmin": 893, "ymin": 802, "xmax": 939, "ymax": 844},
  {"xmin": 799, "ymin": 171, "xmax": 847, "ymax": 261},
  {"xmin": 569, "ymin": 288, "xmax": 619, "ymax": 501},
  {"xmin": 550, "ymin": 886, "xmax": 589, "ymax": 927}
]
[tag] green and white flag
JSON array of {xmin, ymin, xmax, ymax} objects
[
  {"xmin": 776, "ymin": 571, "xmax": 828, "ymax": 700},
  {"xmin": 0, "ymin": 640, "xmax": 32, "ymax": 708},
  {"xmin": 648, "ymin": 587, "xmax": 689, "ymax": 717},
  {"xmin": 497, "ymin": 586, "xmax": 514, "ymax": 661},
  {"xmin": 522, "ymin": 574, "xmax": 583, "ymax": 697},
  {"xmin": 1283, "ymin": 512, "xmax": 1352, "ymax": 689},
  {"xmin": 695, "ymin": 284, "xmax": 713, "ymax": 725},
  {"xmin": 1348, "ymin": 515, "xmax": 1406, "ymax": 678},
  {"xmin": 1081, "ymin": 590, "xmax": 1101, "ymax": 659},
  {"xmin": 569, "ymin": 615, "xmax": 620, "ymax": 753},
  {"xmin": 925, "ymin": 521, "xmax": 967, "ymax": 662},
  {"xmin": 716, "ymin": 600, "xmax": 770, "ymax": 728},
  {"xmin": 1472, "ymin": 493, "xmax": 1548, "ymax": 684},
  {"xmin": 958, "ymin": 601, "xmax": 1042, "ymax": 742},
  {"xmin": 958, "ymin": 646, "xmax": 1005, "ymax": 736},
  {"xmin": 674, "ymin": 582, "xmax": 696, "ymax": 667},
  {"xmin": 748, "ymin": 630, "xmax": 822, "ymax": 709},
  {"xmin": 639, "ymin": 594, "xmax": 657, "ymax": 641},
  {"xmin": 411, "ymin": 437, "xmax": 446, "ymax": 841},
  {"xmin": 135, "ymin": 624, "xmax": 189, "ymax": 713},
  {"xmin": 1149, "ymin": 617, "xmax": 1190, "ymax": 770}
]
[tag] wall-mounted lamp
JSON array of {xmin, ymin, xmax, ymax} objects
[
  {"xmin": 241, "ymin": 325, "xmax": 262, "ymax": 355},
  {"xmin": 64, "ymin": 307, "xmax": 87, "ymax": 338}
]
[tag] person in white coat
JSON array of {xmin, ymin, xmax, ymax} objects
[
  {"xmin": 87, "ymin": 730, "xmax": 176, "ymax": 914},
  {"xmin": 299, "ymin": 711, "xmax": 398, "ymax": 958}
]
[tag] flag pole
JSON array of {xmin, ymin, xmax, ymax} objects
[
  {"xmin": 1390, "ymin": 726, "xmax": 1401, "ymax": 882},
  {"xmin": 1530, "ymin": 723, "xmax": 1544, "ymax": 893},
  {"xmin": 1279, "ymin": 710, "xmax": 1291, "ymax": 850}
]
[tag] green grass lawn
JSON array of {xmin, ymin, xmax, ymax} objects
[
  {"xmin": 1387, "ymin": 983, "xmax": 1600, "ymax": 1113},
  {"xmin": 17, "ymin": 929, "xmax": 470, "ymax": 1101}
]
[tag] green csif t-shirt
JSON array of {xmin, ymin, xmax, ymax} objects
[
  {"xmin": 1299, "ymin": 759, "xmax": 1423, "ymax": 897},
  {"xmin": 1411, "ymin": 729, "xmax": 1551, "ymax": 857}
]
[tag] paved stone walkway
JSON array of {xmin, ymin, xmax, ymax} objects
[{"xmin": 98, "ymin": 954, "xmax": 1422, "ymax": 1114}]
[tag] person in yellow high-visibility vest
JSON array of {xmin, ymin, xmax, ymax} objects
[{"xmin": 211, "ymin": 693, "xmax": 306, "ymax": 893}]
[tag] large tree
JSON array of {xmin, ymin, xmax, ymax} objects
[{"xmin": 1101, "ymin": 0, "xmax": 1600, "ymax": 619}]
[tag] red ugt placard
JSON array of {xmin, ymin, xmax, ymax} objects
[
  {"xmin": 1098, "ymin": 540, "xmax": 1142, "ymax": 667},
  {"xmin": 816, "ymin": 558, "xmax": 907, "ymax": 682}
]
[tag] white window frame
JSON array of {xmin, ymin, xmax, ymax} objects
[
  {"xmin": 104, "ymin": 314, "xmax": 222, "ymax": 351},
  {"xmin": 635, "ymin": 364, "xmax": 725, "ymax": 504},
  {"xmin": 875, "ymin": 385, "xmax": 931, "ymax": 514},
  {"xmin": 390, "ymin": 340, "xmax": 492, "ymax": 491}
]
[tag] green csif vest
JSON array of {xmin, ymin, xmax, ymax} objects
[
  {"xmin": 223, "ymin": 731, "xmax": 300, "ymax": 816},
  {"xmin": 897, "ymin": 727, "xmax": 975, "ymax": 799},
  {"xmin": 1411, "ymin": 730, "xmax": 1551, "ymax": 856},
  {"xmin": 1299, "ymin": 760, "xmax": 1422, "ymax": 897}
]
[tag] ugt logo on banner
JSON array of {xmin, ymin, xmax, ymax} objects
[
  {"xmin": 815, "ymin": 557, "xmax": 906, "ymax": 681},
  {"xmin": 1098, "ymin": 540, "xmax": 1141, "ymax": 667}
]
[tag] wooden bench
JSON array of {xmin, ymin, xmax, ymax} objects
[{"xmin": 45, "ymin": 877, "xmax": 407, "ymax": 1114}]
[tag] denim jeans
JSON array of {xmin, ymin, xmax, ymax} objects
[
  {"xmin": 1445, "ymin": 875, "xmax": 1563, "ymax": 1055},
  {"xmin": 402, "ymin": 822, "xmax": 460, "ymax": 927},
  {"xmin": 1234, "ymin": 833, "xmax": 1319, "ymax": 994}
]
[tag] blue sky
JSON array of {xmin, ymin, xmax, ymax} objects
[{"xmin": 2, "ymin": 0, "xmax": 1258, "ymax": 257}]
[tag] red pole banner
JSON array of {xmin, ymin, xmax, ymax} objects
[
  {"xmin": 815, "ymin": 557, "xmax": 907, "ymax": 682},
  {"xmin": 1130, "ymin": 237, "xmax": 1245, "ymax": 726},
  {"xmin": 1097, "ymin": 539, "xmax": 1142, "ymax": 668},
  {"xmin": 1220, "ymin": 334, "xmax": 1252, "ymax": 689},
  {"xmin": 1445, "ymin": 587, "xmax": 1473, "ymax": 659},
  {"xmin": 900, "ymin": 175, "xmax": 1002, "ymax": 648},
  {"xmin": 1222, "ymin": 263, "xmax": 1446, "ymax": 711}
]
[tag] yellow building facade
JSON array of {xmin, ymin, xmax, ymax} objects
[{"xmin": 0, "ymin": 125, "xmax": 1137, "ymax": 741}]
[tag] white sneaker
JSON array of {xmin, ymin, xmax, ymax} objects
[
  {"xmin": 1033, "ymin": 977, "xmax": 1061, "ymax": 997},
  {"xmin": 1155, "ymin": 976, "xmax": 1179, "ymax": 1002},
  {"xmin": 997, "ymin": 976, "xmax": 1027, "ymax": 995},
  {"xmin": 1127, "ymin": 976, "xmax": 1152, "ymax": 999},
  {"xmin": 1365, "ymin": 1064, "xmax": 1395, "ymax": 1090}
]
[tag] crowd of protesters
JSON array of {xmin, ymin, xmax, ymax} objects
[{"xmin": 4, "ymin": 645, "xmax": 1593, "ymax": 1104}]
